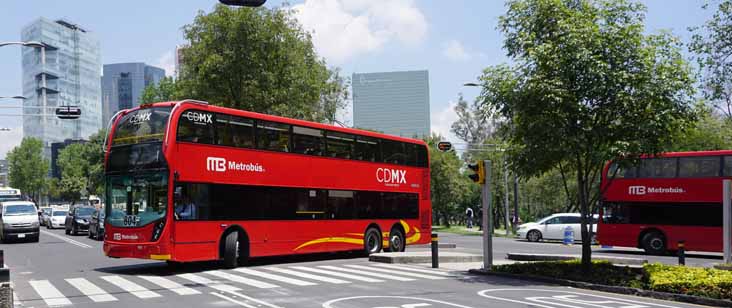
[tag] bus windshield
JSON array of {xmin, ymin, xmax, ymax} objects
[
  {"xmin": 112, "ymin": 107, "xmax": 172, "ymax": 146},
  {"xmin": 106, "ymin": 172, "xmax": 168, "ymax": 228}
]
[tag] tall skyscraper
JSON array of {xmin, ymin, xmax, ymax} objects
[
  {"xmin": 352, "ymin": 70, "xmax": 430, "ymax": 138},
  {"xmin": 101, "ymin": 63, "xmax": 165, "ymax": 124},
  {"xmin": 21, "ymin": 18, "xmax": 102, "ymax": 157},
  {"xmin": 175, "ymin": 45, "xmax": 188, "ymax": 78}
]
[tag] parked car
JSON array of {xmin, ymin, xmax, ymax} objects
[
  {"xmin": 47, "ymin": 209, "xmax": 67, "ymax": 229},
  {"xmin": 39, "ymin": 207, "xmax": 52, "ymax": 226},
  {"xmin": 88, "ymin": 208, "xmax": 105, "ymax": 240},
  {"xmin": 516, "ymin": 213, "xmax": 598, "ymax": 242},
  {"xmin": 65, "ymin": 206, "xmax": 95, "ymax": 235},
  {"xmin": 0, "ymin": 201, "xmax": 40, "ymax": 242}
]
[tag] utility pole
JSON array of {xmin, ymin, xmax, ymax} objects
[
  {"xmin": 482, "ymin": 160, "xmax": 492, "ymax": 270},
  {"xmin": 503, "ymin": 160, "xmax": 510, "ymax": 236},
  {"xmin": 513, "ymin": 175, "xmax": 519, "ymax": 233}
]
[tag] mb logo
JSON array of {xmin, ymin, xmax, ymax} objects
[
  {"xmin": 628, "ymin": 186, "xmax": 646, "ymax": 195},
  {"xmin": 207, "ymin": 157, "xmax": 226, "ymax": 172}
]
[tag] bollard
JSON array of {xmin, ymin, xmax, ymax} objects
[
  {"xmin": 0, "ymin": 250, "xmax": 3, "ymax": 268},
  {"xmin": 678, "ymin": 241, "xmax": 685, "ymax": 266},
  {"xmin": 431, "ymin": 233, "xmax": 439, "ymax": 268}
]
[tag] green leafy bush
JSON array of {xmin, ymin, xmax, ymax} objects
[{"xmin": 493, "ymin": 261, "xmax": 732, "ymax": 300}]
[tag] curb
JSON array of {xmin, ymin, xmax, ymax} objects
[
  {"xmin": 468, "ymin": 269, "xmax": 732, "ymax": 307},
  {"xmin": 412, "ymin": 243, "xmax": 457, "ymax": 249},
  {"xmin": 369, "ymin": 252, "xmax": 482, "ymax": 264},
  {"xmin": 506, "ymin": 253, "xmax": 647, "ymax": 265}
]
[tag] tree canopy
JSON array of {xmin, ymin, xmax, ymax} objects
[
  {"xmin": 480, "ymin": 0, "xmax": 696, "ymax": 271},
  {"xmin": 7, "ymin": 137, "xmax": 48, "ymax": 201}
]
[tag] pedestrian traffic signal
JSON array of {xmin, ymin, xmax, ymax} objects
[{"xmin": 467, "ymin": 161, "xmax": 485, "ymax": 184}]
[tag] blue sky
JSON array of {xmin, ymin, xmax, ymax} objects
[{"xmin": 0, "ymin": 0, "xmax": 714, "ymax": 158}]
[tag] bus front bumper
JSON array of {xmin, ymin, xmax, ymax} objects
[{"xmin": 104, "ymin": 241, "xmax": 171, "ymax": 260}]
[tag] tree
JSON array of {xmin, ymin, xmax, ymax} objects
[
  {"xmin": 670, "ymin": 103, "xmax": 732, "ymax": 151},
  {"xmin": 7, "ymin": 137, "xmax": 48, "ymax": 202},
  {"xmin": 451, "ymin": 94, "xmax": 495, "ymax": 147},
  {"xmin": 689, "ymin": 0, "xmax": 732, "ymax": 119},
  {"xmin": 55, "ymin": 131, "xmax": 106, "ymax": 203},
  {"xmin": 140, "ymin": 76, "xmax": 179, "ymax": 104},
  {"xmin": 426, "ymin": 135, "xmax": 471, "ymax": 227},
  {"xmin": 176, "ymin": 4, "xmax": 349, "ymax": 123},
  {"xmin": 481, "ymin": 0, "xmax": 696, "ymax": 271}
]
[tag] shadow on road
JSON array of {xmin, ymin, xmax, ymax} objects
[{"xmin": 93, "ymin": 250, "xmax": 367, "ymax": 275}]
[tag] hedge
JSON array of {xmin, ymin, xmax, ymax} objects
[{"xmin": 493, "ymin": 261, "xmax": 732, "ymax": 300}]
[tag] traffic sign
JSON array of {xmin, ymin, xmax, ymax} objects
[{"xmin": 437, "ymin": 141, "xmax": 452, "ymax": 152}]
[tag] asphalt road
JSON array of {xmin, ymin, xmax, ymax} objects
[
  {"xmin": 433, "ymin": 231, "xmax": 724, "ymax": 267},
  {"xmin": 0, "ymin": 228, "xmax": 714, "ymax": 308}
]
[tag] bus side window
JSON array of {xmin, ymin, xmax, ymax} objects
[
  {"xmin": 679, "ymin": 156, "xmax": 721, "ymax": 177},
  {"xmin": 639, "ymin": 158, "xmax": 676, "ymax": 178},
  {"xmin": 292, "ymin": 126, "xmax": 325, "ymax": 156},
  {"xmin": 382, "ymin": 140, "xmax": 406, "ymax": 165},
  {"xmin": 256, "ymin": 121, "xmax": 291, "ymax": 152},
  {"xmin": 216, "ymin": 114, "xmax": 255, "ymax": 148},
  {"xmin": 325, "ymin": 131, "xmax": 355, "ymax": 159},
  {"xmin": 354, "ymin": 136, "xmax": 380, "ymax": 162},
  {"xmin": 177, "ymin": 110, "xmax": 216, "ymax": 144}
]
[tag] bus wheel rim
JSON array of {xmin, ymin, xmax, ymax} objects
[
  {"xmin": 650, "ymin": 238, "xmax": 663, "ymax": 250},
  {"xmin": 391, "ymin": 235, "xmax": 402, "ymax": 251},
  {"xmin": 368, "ymin": 234, "xmax": 378, "ymax": 252}
]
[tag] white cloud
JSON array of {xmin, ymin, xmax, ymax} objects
[
  {"xmin": 0, "ymin": 126, "xmax": 23, "ymax": 159},
  {"xmin": 292, "ymin": 0, "xmax": 428, "ymax": 64},
  {"xmin": 442, "ymin": 40, "xmax": 471, "ymax": 62},
  {"xmin": 431, "ymin": 101, "xmax": 460, "ymax": 143},
  {"xmin": 155, "ymin": 51, "xmax": 175, "ymax": 77}
]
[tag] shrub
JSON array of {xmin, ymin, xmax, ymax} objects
[{"xmin": 644, "ymin": 263, "xmax": 732, "ymax": 299}]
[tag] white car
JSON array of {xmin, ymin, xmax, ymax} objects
[
  {"xmin": 0, "ymin": 201, "xmax": 41, "ymax": 242},
  {"xmin": 47, "ymin": 209, "xmax": 68, "ymax": 229},
  {"xmin": 517, "ymin": 213, "xmax": 598, "ymax": 242}
]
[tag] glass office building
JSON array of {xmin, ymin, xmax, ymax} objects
[
  {"xmin": 101, "ymin": 63, "xmax": 165, "ymax": 124},
  {"xmin": 21, "ymin": 18, "xmax": 102, "ymax": 157},
  {"xmin": 352, "ymin": 70, "xmax": 430, "ymax": 138}
]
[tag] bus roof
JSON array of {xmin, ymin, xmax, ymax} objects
[{"xmin": 126, "ymin": 100, "xmax": 428, "ymax": 147}]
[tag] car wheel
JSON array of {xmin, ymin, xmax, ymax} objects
[
  {"xmin": 72, "ymin": 224, "xmax": 78, "ymax": 236},
  {"xmin": 642, "ymin": 231, "xmax": 666, "ymax": 255},
  {"xmin": 65, "ymin": 226, "xmax": 70, "ymax": 235},
  {"xmin": 363, "ymin": 227, "xmax": 383, "ymax": 255},
  {"xmin": 387, "ymin": 227, "xmax": 405, "ymax": 252},
  {"xmin": 527, "ymin": 230, "xmax": 542, "ymax": 242}
]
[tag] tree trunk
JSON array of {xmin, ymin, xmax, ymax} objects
[
  {"xmin": 576, "ymin": 165, "xmax": 592, "ymax": 273},
  {"xmin": 442, "ymin": 211, "xmax": 451, "ymax": 228}
]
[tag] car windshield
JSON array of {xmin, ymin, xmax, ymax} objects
[
  {"xmin": 3, "ymin": 204, "xmax": 36, "ymax": 216},
  {"xmin": 53, "ymin": 211, "xmax": 67, "ymax": 216},
  {"xmin": 75, "ymin": 207, "xmax": 95, "ymax": 216}
]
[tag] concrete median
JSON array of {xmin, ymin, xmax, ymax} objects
[
  {"xmin": 369, "ymin": 251, "xmax": 482, "ymax": 264},
  {"xmin": 506, "ymin": 253, "xmax": 647, "ymax": 265}
]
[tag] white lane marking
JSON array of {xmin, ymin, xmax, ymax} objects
[
  {"xmin": 322, "ymin": 296, "xmax": 475, "ymax": 308},
  {"xmin": 139, "ymin": 275, "xmax": 201, "ymax": 295},
  {"xmin": 317, "ymin": 265, "xmax": 415, "ymax": 281},
  {"xmin": 210, "ymin": 292, "xmax": 258, "ymax": 308},
  {"xmin": 224, "ymin": 290, "xmax": 284, "ymax": 308},
  {"xmin": 12, "ymin": 290, "xmax": 21, "ymax": 307},
  {"xmin": 100, "ymin": 275, "xmax": 161, "ymax": 299},
  {"xmin": 65, "ymin": 278, "xmax": 118, "ymax": 302},
  {"xmin": 206, "ymin": 270, "xmax": 279, "ymax": 289},
  {"xmin": 290, "ymin": 266, "xmax": 383, "ymax": 283},
  {"xmin": 477, "ymin": 289, "xmax": 682, "ymax": 308},
  {"xmin": 178, "ymin": 273, "xmax": 241, "ymax": 292},
  {"xmin": 344, "ymin": 264, "xmax": 446, "ymax": 280},
  {"xmin": 372, "ymin": 263, "xmax": 454, "ymax": 276},
  {"xmin": 233, "ymin": 268, "xmax": 317, "ymax": 286},
  {"xmin": 266, "ymin": 267, "xmax": 350, "ymax": 284},
  {"xmin": 28, "ymin": 280, "xmax": 72, "ymax": 306},
  {"xmin": 40, "ymin": 230, "xmax": 92, "ymax": 248}
]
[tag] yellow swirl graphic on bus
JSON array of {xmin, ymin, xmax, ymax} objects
[{"xmin": 293, "ymin": 220, "xmax": 421, "ymax": 251}]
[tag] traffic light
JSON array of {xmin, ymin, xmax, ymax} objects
[
  {"xmin": 55, "ymin": 106, "xmax": 81, "ymax": 119},
  {"xmin": 467, "ymin": 161, "xmax": 485, "ymax": 184},
  {"xmin": 437, "ymin": 141, "xmax": 452, "ymax": 152}
]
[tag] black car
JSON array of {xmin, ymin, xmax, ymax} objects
[
  {"xmin": 88, "ymin": 208, "xmax": 105, "ymax": 240},
  {"xmin": 65, "ymin": 206, "xmax": 95, "ymax": 235}
]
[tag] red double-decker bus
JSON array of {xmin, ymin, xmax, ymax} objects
[
  {"xmin": 598, "ymin": 150, "xmax": 732, "ymax": 255},
  {"xmin": 102, "ymin": 100, "xmax": 431, "ymax": 267}
]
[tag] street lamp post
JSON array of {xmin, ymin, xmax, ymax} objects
[{"xmin": 1, "ymin": 41, "xmax": 48, "ymax": 140}]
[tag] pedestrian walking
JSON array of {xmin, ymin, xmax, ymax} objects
[{"xmin": 465, "ymin": 207, "xmax": 474, "ymax": 229}]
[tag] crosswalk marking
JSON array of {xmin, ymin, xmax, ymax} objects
[
  {"xmin": 318, "ymin": 265, "xmax": 415, "ymax": 281},
  {"xmin": 139, "ymin": 275, "xmax": 201, "ymax": 295},
  {"xmin": 177, "ymin": 273, "xmax": 241, "ymax": 293},
  {"xmin": 101, "ymin": 275, "xmax": 162, "ymax": 299},
  {"xmin": 65, "ymin": 278, "xmax": 118, "ymax": 302},
  {"xmin": 290, "ymin": 266, "xmax": 384, "ymax": 283},
  {"xmin": 266, "ymin": 267, "xmax": 350, "ymax": 284},
  {"xmin": 206, "ymin": 270, "xmax": 279, "ymax": 289},
  {"xmin": 372, "ymin": 263, "xmax": 453, "ymax": 276},
  {"xmin": 344, "ymin": 264, "xmax": 446, "ymax": 280},
  {"xmin": 12, "ymin": 290, "xmax": 21, "ymax": 306},
  {"xmin": 233, "ymin": 268, "xmax": 317, "ymax": 286},
  {"xmin": 28, "ymin": 280, "xmax": 72, "ymax": 306}
]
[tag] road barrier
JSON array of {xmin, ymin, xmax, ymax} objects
[{"xmin": 431, "ymin": 233, "xmax": 439, "ymax": 268}]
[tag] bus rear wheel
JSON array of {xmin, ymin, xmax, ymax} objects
[
  {"xmin": 364, "ymin": 228, "xmax": 382, "ymax": 255},
  {"xmin": 223, "ymin": 232, "xmax": 239, "ymax": 268},
  {"xmin": 387, "ymin": 228, "xmax": 405, "ymax": 252},
  {"xmin": 641, "ymin": 231, "xmax": 666, "ymax": 255}
]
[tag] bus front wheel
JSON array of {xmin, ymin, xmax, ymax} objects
[
  {"xmin": 641, "ymin": 231, "xmax": 666, "ymax": 255},
  {"xmin": 364, "ymin": 228, "xmax": 382, "ymax": 255},
  {"xmin": 223, "ymin": 232, "xmax": 239, "ymax": 268},
  {"xmin": 387, "ymin": 228, "xmax": 405, "ymax": 252}
]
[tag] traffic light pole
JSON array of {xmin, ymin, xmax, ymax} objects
[{"xmin": 482, "ymin": 160, "xmax": 493, "ymax": 270}]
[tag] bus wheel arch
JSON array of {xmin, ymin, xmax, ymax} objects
[
  {"xmin": 639, "ymin": 228, "xmax": 666, "ymax": 255},
  {"xmin": 219, "ymin": 226, "xmax": 250, "ymax": 268},
  {"xmin": 363, "ymin": 224, "xmax": 383, "ymax": 255},
  {"xmin": 387, "ymin": 223, "xmax": 406, "ymax": 252}
]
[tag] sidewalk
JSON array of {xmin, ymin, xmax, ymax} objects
[{"xmin": 432, "ymin": 225, "xmax": 515, "ymax": 237}]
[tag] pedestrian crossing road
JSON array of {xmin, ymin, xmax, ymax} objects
[{"xmin": 13, "ymin": 262, "xmax": 459, "ymax": 307}]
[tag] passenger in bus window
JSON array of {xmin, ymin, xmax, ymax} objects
[{"xmin": 175, "ymin": 195, "xmax": 197, "ymax": 220}]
